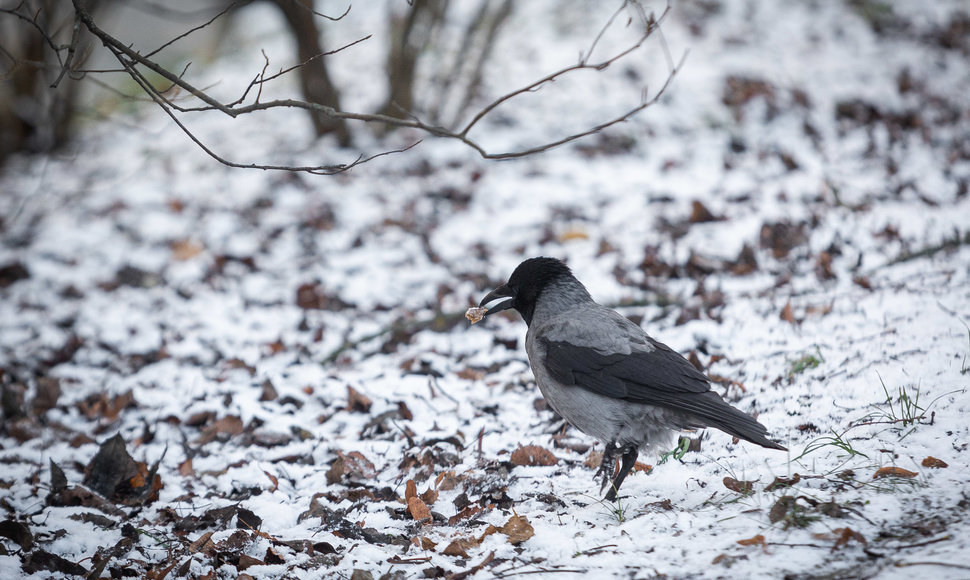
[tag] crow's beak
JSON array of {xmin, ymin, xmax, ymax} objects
[{"xmin": 479, "ymin": 283, "xmax": 514, "ymax": 317}]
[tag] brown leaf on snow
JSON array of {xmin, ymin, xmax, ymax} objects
[
  {"xmin": 456, "ymin": 368, "xmax": 486, "ymax": 381},
  {"xmin": 196, "ymin": 415, "xmax": 244, "ymax": 444},
  {"xmin": 405, "ymin": 479, "xmax": 418, "ymax": 501},
  {"xmin": 0, "ymin": 519, "xmax": 34, "ymax": 550},
  {"xmin": 815, "ymin": 251, "xmax": 836, "ymax": 280},
  {"xmin": 633, "ymin": 462, "xmax": 653, "ymax": 474},
  {"xmin": 189, "ymin": 531, "xmax": 216, "ymax": 554},
  {"xmin": 764, "ymin": 473, "xmax": 801, "ymax": 492},
  {"xmin": 510, "ymin": 445, "xmax": 558, "ymax": 467},
  {"xmin": 689, "ymin": 200, "xmax": 723, "ymax": 223},
  {"xmin": 478, "ymin": 525, "xmax": 500, "ymax": 543},
  {"xmin": 723, "ymin": 477, "xmax": 755, "ymax": 494},
  {"xmin": 448, "ymin": 505, "xmax": 484, "ymax": 526},
  {"xmin": 32, "ymin": 377, "xmax": 61, "ymax": 415},
  {"xmin": 729, "ymin": 243, "xmax": 759, "ymax": 275},
  {"xmin": 83, "ymin": 433, "xmax": 163, "ymax": 504},
  {"xmin": 327, "ymin": 450, "xmax": 376, "ymax": 485},
  {"xmin": 873, "ymin": 466, "xmax": 918, "ymax": 479},
  {"xmin": 921, "ymin": 456, "xmax": 948, "ymax": 468},
  {"xmin": 831, "ymin": 527, "xmax": 866, "ymax": 551},
  {"xmin": 736, "ymin": 534, "xmax": 766, "ymax": 547},
  {"xmin": 346, "ymin": 385, "xmax": 372, "ymax": 413},
  {"xmin": 0, "ymin": 260, "xmax": 30, "ymax": 288},
  {"xmin": 780, "ymin": 301, "xmax": 796, "ymax": 324},
  {"xmin": 421, "ymin": 488, "xmax": 439, "ymax": 506},
  {"xmin": 178, "ymin": 458, "xmax": 194, "ymax": 477},
  {"xmin": 500, "ymin": 513, "xmax": 534, "ymax": 545},
  {"xmin": 259, "ymin": 379, "xmax": 279, "ymax": 401},
  {"xmin": 443, "ymin": 538, "xmax": 474, "ymax": 558},
  {"xmin": 760, "ymin": 220, "xmax": 808, "ymax": 259},
  {"xmin": 585, "ymin": 450, "xmax": 604, "ymax": 470},
  {"xmin": 171, "ymin": 239, "xmax": 204, "ymax": 261},
  {"xmin": 435, "ymin": 471, "xmax": 461, "ymax": 491},
  {"xmin": 77, "ymin": 390, "xmax": 135, "ymax": 421},
  {"xmin": 407, "ymin": 496, "xmax": 432, "ymax": 524},
  {"xmin": 237, "ymin": 554, "xmax": 265, "ymax": 571},
  {"xmin": 296, "ymin": 283, "xmax": 352, "ymax": 311}
]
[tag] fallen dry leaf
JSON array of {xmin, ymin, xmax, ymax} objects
[
  {"xmin": 764, "ymin": 473, "xmax": 801, "ymax": 492},
  {"xmin": 442, "ymin": 537, "xmax": 477, "ymax": 558},
  {"xmin": 689, "ymin": 200, "xmax": 722, "ymax": 223},
  {"xmin": 196, "ymin": 415, "xmax": 244, "ymax": 445},
  {"xmin": 723, "ymin": 476, "xmax": 755, "ymax": 494},
  {"xmin": 189, "ymin": 531, "xmax": 215, "ymax": 554},
  {"xmin": 832, "ymin": 527, "xmax": 866, "ymax": 551},
  {"xmin": 405, "ymin": 479, "xmax": 418, "ymax": 501},
  {"xmin": 500, "ymin": 513, "xmax": 534, "ymax": 545},
  {"xmin": 633, "ymin": 462, "xmax": 653, "ymax": 474},
  {"xmin": 171, "ymin": 239, "xmax": 204, "ymax": 261},
  {"xmin": 510, "ymin": 445, "xmax": 558, "ymax": 467},
  {"xmin": 736, "ymin": 534, "xmax": 765, "ymax": 547},
  {"xmin": 584, "ymin": 450, "xmax": 603, "ymax": 469},
  {"xmin": 407, "ymin": 496, "xmax": 432, "ymax": 524},
  {"xmin": 346, "ymin": 386, "xmax": 372, "ymax": 413},
  {"xmin": 872, "ymin": 466, "xmax": 918, "ymax": 479},
  {"xmin": 921, "ymin": 456, "xmax": 948, "ymax": 468},
  {"xmin": 780, "ymin": 301, "xmax": 796, "ymax": 324},
  {"xmin": 420, "ymin": 488, "xmax": 439, "ymax": 506},
  {"xmin": 448, "ymin": 505, "xmax": 484, "ymax": 526}
]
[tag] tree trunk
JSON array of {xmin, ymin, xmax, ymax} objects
[{"xmin": 269, "ymin": 0, "xmax": 351, "ymax": 146}]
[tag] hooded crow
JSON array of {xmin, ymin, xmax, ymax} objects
[{"xmin": 477, "ymin": 257, "xmax": 786, "ymax": 501}]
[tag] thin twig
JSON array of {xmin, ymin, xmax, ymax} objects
[
  {"xmin": 50, "ymin": 11, "xmax": 81, "ymax": 87},
  {"xmin": 144, "ymin": 0, "xmax": 239, "ymax": 58}
]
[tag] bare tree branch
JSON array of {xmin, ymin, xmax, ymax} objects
[{"xmin": 31, "ymin": 0, "xmax": 679, "ymax": 173}]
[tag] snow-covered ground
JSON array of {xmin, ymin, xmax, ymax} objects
[{"xmin": 2, "ymin": 1, "xmax": 969, "ymax": 578}]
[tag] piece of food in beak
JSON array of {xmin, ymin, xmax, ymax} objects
[{"xmin": 465, "ymin": 306, "xmax": 487, "ymax": 324}]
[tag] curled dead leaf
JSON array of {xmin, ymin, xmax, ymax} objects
[
  {"xmin": 510, "ymin": 445, "xmax": 557, "ymax": 467},
  {"xmin": 921, "ymin": 456, "xmax": 948, "ymax": 468},
  {"xmin": 872, "ymin": 466, "xmax": 918, "ymax": 479},
  {"xmin": 722, "ymin": 476, "xmax": 755, "ymax": 494}
]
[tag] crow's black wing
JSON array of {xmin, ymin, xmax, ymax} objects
[{"xmin": 539, "ymin": 336, "xmax": 785, "ymax": 450}]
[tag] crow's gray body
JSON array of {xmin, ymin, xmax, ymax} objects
[
  {"xmin": 479, "ymin": 257, "xmax": 785, "ymax": 500},
  {"xmin": 525, "ymin": 281, "xmax": 680, "ymax": 452}
]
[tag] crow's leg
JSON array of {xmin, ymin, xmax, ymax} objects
[
  {"xmin": 596, "ymin": 442, "xmax": 619, "ymax": 494},
  {"xmin": 603, "ymin": 444, "xmax": 639, "ymax": 502}
]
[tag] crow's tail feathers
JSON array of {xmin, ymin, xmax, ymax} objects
[{"xmin": 690, "ymin": 392, "xmax": 787, "ymax": 451}]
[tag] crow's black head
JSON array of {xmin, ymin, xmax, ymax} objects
[{"xmin": 479, "ymin": 257, "xmax": 576, "ymax": 326}]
